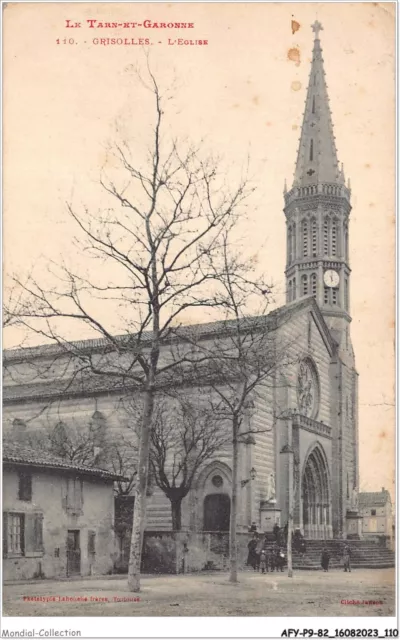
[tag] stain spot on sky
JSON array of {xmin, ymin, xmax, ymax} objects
[
  {"xmin": 291, "ymin": 20, "xmax": 300, "ymax": 35},
  {"xmin": 291, "ymin": 80, "xmax": 302, "ymax": 92},
  {"xmin": 288, "ymin": 48, "xmax": 301, "ymax": 66}
]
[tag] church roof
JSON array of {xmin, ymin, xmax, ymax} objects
[
  {"xmin": 3, "ymin": 297, "xmax": 336, "ymax": 403},
  {"xmin": 292, "ymin": 21, "xmax": 344, "ymax": 188},
  {"xmin": 358, "ymin": 489, "xmax": 392, "ymax": 508},
  {"xmin": 2, "ymin": 442, "xmax": 125, "ymax": 481},
  {"xmin": 3, "ymin": 297, "xmax": 314, "ymax": 364}
]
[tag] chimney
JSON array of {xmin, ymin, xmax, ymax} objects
[{"xmin": 382, "ymin": 487, "xmax": 385, "ymax": 492}]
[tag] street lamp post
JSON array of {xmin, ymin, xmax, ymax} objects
[
  {"xmin": 280, "ymin": 409, "xmax": 295, "ymax": 578},
  {"xmin": 240, "ymin": 466, "xmax": 257, "ymax": 488}
]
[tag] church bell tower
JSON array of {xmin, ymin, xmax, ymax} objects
[{"xmin": 284, "ymin": 21, "xmax": 352, "ymax": 339}]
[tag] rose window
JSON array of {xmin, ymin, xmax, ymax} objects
[{"xmin": 297, "ymin": 358, "xmax": 319, "ymax": 419}]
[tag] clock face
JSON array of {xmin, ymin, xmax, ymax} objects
[{"xmin": 324, "ymin": 269, "xmax": 340, "ymax": 288}]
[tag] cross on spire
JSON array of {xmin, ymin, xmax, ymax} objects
[{"xmin": 312, "ymin": 20, "xmax": 323, "ymax": 39}]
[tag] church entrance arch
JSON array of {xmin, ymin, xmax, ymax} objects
[
  {"xmin": 203, "ymin": 494, "xmax": 231, "ymax": 532},
  {"xmin": 301, "ymin": 444, "xmax": 332, "ymax": 539},
  {"xmin": 193, "ymin": 461, "xmax": 232, "ymax": 532}
]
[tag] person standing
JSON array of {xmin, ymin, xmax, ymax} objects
[
  {"xmin": 247, "ymin": 536, "xmax": 259, "ymax": 571},
  {"xmin": 321, "ymin": 547, "xmax": 330, "ymax": 572},
  {"xmin": 259, "ymin": 550, "xmax": 267, "ymax": 574},
  {"xmin": 343, "ymin": 544, "xmax": 352, "ymax": 572}
]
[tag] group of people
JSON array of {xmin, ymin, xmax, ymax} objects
[
  {"xmin": 246, "ymin": 534, "xmax": 286, "ymax": 573},
  {"xmin": 248, "ymin": 523, "xmax": 353, "ymax": 574},
  {"xmin": 321, "ymin": 544, "xmax": 352, "ymax": 572},
  {"xmin": 272, "ymin": 522, "xmax": 286, "ymax": 547}
]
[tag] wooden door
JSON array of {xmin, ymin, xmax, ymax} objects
[{"xmin": 66, "ymin": 530, "xmax": 81, "ymax": 576}]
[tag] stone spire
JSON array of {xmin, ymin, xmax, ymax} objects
[{"xmin": 293, "ymin": 21, "xmax": 344, "ymax": 188}]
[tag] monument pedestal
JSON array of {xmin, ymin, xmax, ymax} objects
[
  {"xmin": 260, "ymin": 500, "xmax": 281, "ymax": 533},
  {"xmin": 346, "ymin": 509, "xmax": 363, "ymax": 539}
]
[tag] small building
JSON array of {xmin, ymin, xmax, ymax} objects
[
  {"xmin": 3, "ymin": 443, "xmax": 123, "ymax": 581},
  {"xmin": 358, "ymin": 488, "xmax": 392, "ymax": 540}
]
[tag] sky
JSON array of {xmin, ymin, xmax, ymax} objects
[{"xmin": 3, "ymin": 2, "xmax": 396, "ymax": 495}]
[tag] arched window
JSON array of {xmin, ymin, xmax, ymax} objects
[
  {"xmin": 344, "ymin": 223, "xmax": 349, "ymax": 261},
  {"xmin": 92, "ymin": 411, "xmax": 106, "ymax": 448},
  {"xmin": 292, "ymin": 277, "xmax": 297, "ymax": 301},
  {"xmin": 292, "ymin": 222, "xmax": 296, "ymax": 260},
  {"xmin": 302, "ymin": 274, "xmax": 308, "ymax": 296},
  {"xmin": 52, "ymin": 422, "xmax": 68, "ymax": 457},
  {"xmin": 288, "ymin": 225, "xmax": 292, "ymax": 264},
  {"xmin": 13, "ymin": 418, "xmax": 26, "ymax": 441},
  {"xmin": 323, "ymin": 217, "xmax": 330, "ymax": 255},
  {"xmin": 331, "ymin": 218, "xmax": 340, "ymax": 256},
  {"xmin": 302, "ymin": 220, "xmax": 309, "ymax": 257},
  {"xmin": 311, "ymin": 219, "xmax": 318, "ymax": 257},
  {"xmin": 331, "ymin": 221, "xmax": 337, "ymax": 256},
  {"xmin": 312, "ymin": 96, "xmax": 316, "ymax": 114},
  {"xmin": 311, "ymin": 273, "xmax": 317, "ymax": 298},
  {"xmin": 310, "ymin": 139, "xmax": 314, "ymax": 162},
  {"xmin": 332, "ymin": 289, "xmax": 338, "ymax": 305},
  {"xmin": 345, "ymin": 278, "xmax": 349, "ymax": 310},
  {"xmin": 288, "ymin": 280, "xmax": 292, "ymax": 302},
  {"xmin": 324, "ymin": 286, "xmax": 329, "ymax": 305}
]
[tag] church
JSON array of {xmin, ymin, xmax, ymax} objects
[{"xmin": 3, "ymin": 23, "xmax": 360, "ymax": 549}]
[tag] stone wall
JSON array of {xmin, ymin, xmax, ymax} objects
[
  {"xmin": 3, "ymin": 467, "xmax": 116, "ymax": 581},
  {"xmin": 117, "ymin": 531, "xmax": 252, "ymax": 574}
]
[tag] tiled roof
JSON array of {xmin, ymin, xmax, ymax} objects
[
  {"xmin": 3, "ymin": 298, "xmax": 334, "ymax": 403},
  {"xmin": 3, "ymin": 298, "xmax": 315, "ymax": 363},
  {"xmin": 2, "ymin": 442, "xmax": 125, "ymax": 481},
  {"xmin": 3, "ymin": 374, "xmax": 131, "ymax": 403},
  {"xmin": 358, "ymin": 490, "xmax": 391, "ymax": 508}
]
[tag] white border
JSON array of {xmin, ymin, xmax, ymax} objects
[{"xmin": 1, "ymin": 1, "xmax": 398, "ymax": 638}]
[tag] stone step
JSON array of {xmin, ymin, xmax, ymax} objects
[{"xmin": 259, "ymin": 539, "xmax": 395, "ymax": 570}]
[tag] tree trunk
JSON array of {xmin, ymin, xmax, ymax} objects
[
  {"xmin": 127, "ymin": 388, "xmax": 154, "ymax": 592},
  {"xmin": 171, "ymin": 498, "xmax": 183, "ymax": 531},
  {"xmin": 229, "ymin": 417, "xmax": 239, "ymax": 583},
  {"xmin": 287, "ymin": 416, "xmax": 294, "ymax": 578}
]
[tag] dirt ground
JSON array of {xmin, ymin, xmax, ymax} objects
[{"xmin": 3, "ymin": 568, "xmax": 395, "ymax": 617}]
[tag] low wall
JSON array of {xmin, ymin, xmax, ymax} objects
[{"xmin": 117, "ymin": 531, "xmax": 253, "ymax": 574}]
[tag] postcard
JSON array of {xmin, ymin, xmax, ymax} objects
[{"xmin": 2, "ymin": 2, "xmax": 396, "ymax": 638}]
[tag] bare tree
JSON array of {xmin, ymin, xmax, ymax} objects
[
  {"xmin": 4, "ymin": 419, "xmax": 137, "ymax": 496},
  {"xmin": 4, "ymin": 66, "xmax": 253, "ymax": 591},
  {"xmin": 3, "ymin": 283, "xmax": 28, "ymax": 330},
  {"xmin": 184, "ymin": 233, "xmax": 295, "ymax": 583},
  {"xmin": 147, "ymin": 394, "xmax": 229, "ymax": 530}
]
